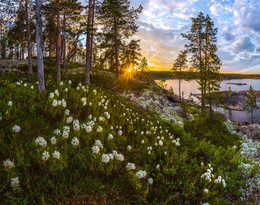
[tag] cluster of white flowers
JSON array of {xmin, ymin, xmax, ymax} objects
[
  {"xmin": 3, "ymin": 159, "xmax": 15, "ymax": 170},
  {"xmin": 214, "ymin": 175, "xmax": 226, "ymax": 187},
  {"xmin": 107, "ymin": 134, "xmax": 113, "ymax": 140},
  {"xmin": 126, "ymin": 162, "xmax": 136, "ymax": 171},
  {"xmin": 113, "ymin": 150, "xmax": 124, "ymax": 161},
  {"xmin": 101, "ymin": 154, "xmax": 110, "ymax": 163},
  {"xmin": 172, "ymin": 138, "xmax": 180, "ymax": 146},
  {"xmin": 62, "ymin": 126, "xmax": 70, "ymax": 139},
  {"xmin": 94, "ymin": 140, "xmax": 103, "ymax": 149},
  {"xmin": 104, "ymin": 112, "xmax": 110, "ymax": 119},
  {"xmin": 66, "ymin": 116, "xmax": 73, "ymax": 124},
  {"xmin": 52, "ymin": 98, "xmax": 67, "ymax": 108},
  {"xmin": 82, "ymin": 124, "xmax": 93, "ymax": 133},
  {"xmin": 8, "ymin": 101, "xmax": 12, "ymax": 106},
  {"xmin": 148, "ymin": 177, "xmax": 153, "ymax": 185},
  {"xmin": 201, "ymin": 164, "xmax": 214, "ymax": 182},
  {"xmin": 96, "ymin": 126, "xmax": 103, "ymax": 133},
  {"xmin": 92, "ymin": 145, "xmax": 100, "ymax": 154},
  {"xmin": 54, "ymin": 128, "xmax": 61, "ymax": 136},
  {"xmin": 52, "ymin": 151, "xmax": 60, "ymax": 159},
  {"xmin": 127, "ymin": 145, "xmax": 132, "ymax": 151},
  {"xmin": 42, "ymin": 151, "xmax": 50, "ymax": 161},
  {"xmin": 73, "ymin": 119, "xmax": 80, "ymax": 131},
  {"xmin": 136, "ymin": 170, "xmax": 147, "ymax": 179},
  {"xmin": 118, "ymin": 130, "xmax": 122, "ymax": 136},
  {"xmin": 71, "ymin": 137, "xmax": 79, "ymax": 147},
  {"xmin": 81, "ymin": 97, "xmax": 87, "ymax": 106},
  {"xmin": 12, "ymin": 125, "xmax": 21, "ymax": 133},
  {"xmin": 35, "ymin": 137, "xmax": 47, "ymax": 147},
  {"xmin": 50, "ymin": 136, "xmax": 57, "ymax": 145},
  {"xmin": 10, "ymin": 177, "xmax": 19, "ymax": 190}
]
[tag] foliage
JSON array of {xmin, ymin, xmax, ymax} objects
[
  {"xmin": 0, "ymin": 72, "xmax": 250, "ymax": 204},
  {"xmin": 244, "ymin": 85, "xmax": 259, "ymax": 123}
]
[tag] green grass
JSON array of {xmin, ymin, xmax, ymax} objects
[{"xmin": 0, "ymin": 64, "xmax": 254, "ymax": 204}]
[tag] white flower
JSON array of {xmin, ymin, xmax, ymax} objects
[
  {"xmin": 64, "ymin": 88, "xmax": 68, "ymax": 92},
  {"xmin": 98, "ymin": 117, "xmax": 104, "ymax": 122},
  {"xmin": 62, "ymin": 101, "xmax": 67, "ymax": 108},
  {"xmin": 158, "ymin": 140, "xmax": 163, "ymax": 146},
  {"xmin": 136, "ymin": 170, "xmax": 147, "ymax": 179},
  {"xmin": 156, "ymin": 164, "xmax": 160, "ymax": 169},
  {"xmin": 141, "ymin": 140, "xmax": 144, "ymax": 144},
  {"xmin": 62, "ymin": 131, "xmax": 69, "ymax": 139},
  {"xmin": 126, "ymin": 162, "xmax": 136, "ymax": 171},
  {"xmin": 66, "ymin": 116, "xmax": 73, "ymax": 124},
  {"xmin": 148, "ymin": 177, "xmax": 153, "ymax": 185},
  {"xmin": 108, "ymin": 153, "xmax": 114, "ymax": 160},
  {"xmin": 115, "ymin": 153, "xmax": 124, "ymax": 161},
  {"xmin": 88, "ymin": 115, "xmax": 92, "ymax": 120},
  {"xmin": 59, "ymin": 81, "xmax": 63, "ymax": 86},
  {"xmin": 54, "ymin": 89, "xmax": 59, "ymax": 96},
  {"xmin": 64, "ymin": 109, "xmax": 70, "ymax": 116},
  {"xmin": 204, "ymin": 189, "xmax": 209, "ymax": 194},
  {"xmin": 31, "ymin": 85, "xmax": 34, "ymax": 89},
  {"xmin": 12, "ymin": 125, "xmax": 21, "ymax": 133},
  {"xmin": 108, "ymin": 134, "xmax": 113, "ymax": 140},
  {"xmin": 127, "ymin": 145, "xmax": 132, "ymax": 151},
  {"xmin": 49, "ymin": 92, "xmax": 54, "ymax": 99},
  {"xmin": 10, "ymin": 177, "xmax": 19, "ymax": 190},
  {"xmin": 81, "ymin": 97, "xmax": 87, "ymax": 103},
  {"xmin": 8, "ymin": 101, "xmax": 12, "ymax": 106},
  {"xmin": 54, "ymin": 129, "xmax": 61, "ymax": 136},
  {"xmin": 148, "ymin": 151, "xmax": 151, "ymax": 155},
  {"xmin": 85, "ymin": 125, "xmax": 92, "ymax": 133},
  {"xmin": 42, "ymin": 151, "xmax": 50, "ymax": 161},
  {"xmin": 3, "ymin": 159, "xmax": 15, "ymax": 170},
  {"xmin": 164, "ymin": 151, "xmax": 167, "ymax": 155},
  {"xmin": 50, "ymin": 136, "xmax": 57, "ymax": 145},
  {"xmin": 52, "ymin": 151, "xmax": 60, "ymax": 159},
  {"xmin": 93, "ymin": 89, "xmax": 97, "ymax": 95},
  {"xmin": 92, "ymin": 145, "xmax": 100, "ymax": 154},
  {"xmin": 118, "ymin": 130, "xmax": 122, "ymax": 136},
  {"xmin": 71, "ymin": 137, "xmax": 79, "ymax": 147},
  {"xmin": 102, "ymin": 154, "xmax": 110, "ymax": 163},
  {"xmin": 35, "ymin": 137, "xmax": 47, "ymax": 147},
  {"xmin": 97, "ymin": 126, "xmax": 103, "ymax": 133},
  {"xmin": 52, "ymin": 99, "xmax": 58, "ymax": 107},
  {"xmin": 95, "ymin": 140, "xmax": 103, "ymax": 149},
  {"xmin": 68, "ymin": 80, "xmax": 72, "ymax": 84}
]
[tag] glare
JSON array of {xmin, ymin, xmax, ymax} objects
[{"xmin": 128, "ymin": 69, "xmax": 132, "ymax": 73}]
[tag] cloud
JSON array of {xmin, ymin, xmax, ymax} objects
[{"xmin": 232, "ymin": 36, "xmax": 255, "ymax": 53}]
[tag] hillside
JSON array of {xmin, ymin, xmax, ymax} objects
[{"xmin": 0, "ymin": 64, "xmax": 259, "ymax": 204}]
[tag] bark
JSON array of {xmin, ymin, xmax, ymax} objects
[
  {"xmin": 56, "ymin": 0, "xmax": 61, "ymax": 81},
  {"xmin": 85, "ymin": 0, "xmax": 94, "ymax": 84},
  {"xmin": 62, "ymin": 13, "xmax": 66, "ymax": 69},
  {"xmin": 90, "ymin": 0, "xmax": 95, "ymax": 71},
  {"xmin": 114, "ymin": 16, "xmax": 119, "ymax": 78},
  {"xmin": 36, "ymin": 0, "xmax": 45, "ymax": 91},
  {"xmin": 21, "ymin": 39, "xmax": 25, "ymax": 59},
  {"xmin": 25, "ymin": 0, "xmax": 33, "ymax": 73},
  {"xmin": 179, "ymin": 79, "xmax": 181, "ymax": 101}
]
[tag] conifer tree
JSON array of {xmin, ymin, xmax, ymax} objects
[{"xmin": 244, "ymin": 86, "xmax": 258, "ymax": 123}]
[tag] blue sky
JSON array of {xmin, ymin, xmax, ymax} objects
[{"xmin": 129, "ymin": 0, "xmax": 260, "ymax": 73}]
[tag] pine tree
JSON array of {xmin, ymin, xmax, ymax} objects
[
  {"xmin": 138, "ymin": 57, "xmax": 149, "ymax": 72},
  {"xmin": 182, "ymin": 12, "xmax": 221, "ymax": 116},
  {"xmin": 244, "ymin": 86, "xmax": 258, "ymax": 123},
  {"xmin": 172, "ymin": 50, "xmax": 188, "ymax": 100},
  {"xmin": 96, "ymin": 0, "xmax": 142, "ymax": 78}
]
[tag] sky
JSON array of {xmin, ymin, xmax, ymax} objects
[{"xmin": 129, "ymin": 0, "xmax": 260, "ymax": 73}]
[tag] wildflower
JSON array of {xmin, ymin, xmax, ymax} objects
[
  {"xmin": 126, "ymin": 162, "xmax": 136, "ymax": 171},
  {"xmin": 12, "ymin": 125, "xmax": 21, "ymax": 133},
  {"xmin": 148, "ymin": 151, "xmax": 151, "ymax": 155},
  {"xmin": 148, "ymin": 178, "xmax": 153, "ymax": 185},
  {"xmin": 49, "ymin": 92, "xmax": 54, "ymax": 99},
  {"xmin": 85, "ymin": 125, "xmax": 92, "ymax": 133},
  {"xmin": 42, "ymin": 151, "xmax": 50, "ymax": 161},
  {"xmin": 102, "ymin": 154, "xmax": 110, "ymax": 163},
  {"xmin": 62, "ymin": 101, "xmax": 67, "ymax": 108},
  {"xmin": 8, "ymin": 101, "xmax": 12, "ymax": 106},
  {"xmin": 54, "ymin": 129, "xmax": 61, "ymax": 136},
  {"xmin": 54, "ymin": 89, "xmax": 59, "ymax": 96},
  {"xmin": 97, "ymin": 126, "xmax": 103, "ymax": 133},
  {"xmin": 93, "ymin": 89, "xmax": 97, "ymax": 95},
  {"xmin": 95, "ymin": 140, "xmax": 103, "ymax": 149},
  {"xmin": 31, "ymin": 85, "xmax": 34, "ymax": 89},
  {"xmin": 64, "ymin": 109, "xmax": 70, "ymax": 116},
  {"xmin": 110, "ymin": 126, "xmax": 113, "ymax": 130},
  {"xmin": 98, "ymin": 117, "xmax": 104, "ymax": 122},
  {"xmin": 164, "ymin": 151, "xmax": 167, "ymax": 155},
  {"xmin": 10, "ymin": 177, "xmax": 19, "ymax": 190},
  {"xmin": 158, "ymin": 140, "xmax": 163, "ymax": 146},
  {"xmin": 204, "ymin": 189, "xmax": 209, "ymax": 194},
  {"xmin": 156, "ymin": 164, "xmax": 160, "ymax": 169},
  {"xmin": 59, "ymin": 81, "xmax": 63, "ymax": 86},
  {"xmin": 3, "ymin": 159, "xmax": 15, "ymax": 170},
  {"xmin": 108, "ymin": 134, "xmax": 113, "ymax": 140},
  {"xmin": 52, "ymin": 151, "xmax": 60, "ymax": 159},
  {"xmin": 62, "ymin": 131, "xmax": 69, "ymax": 139},
  {"xmin": 35, "ymin": 137, "xmax": 47, "ymax": 147},
  {"xmin": 115, "ymin": 153, "xmax": 124, "ymax": 161},
  {"xmin": 136, "ymin": 170, "xmax": 147, "ymax": 179},
  {"xmin": 92, "ymin": 145, "xmax": 100, "ymax": 154},
  {"xmin": 64, "ymin": 88, "xmax": 68, "ymax": 92},
  {"xmin": 68, "ymin": 80, "xmax": 72, "ymax": 84},
  {"xmin": 52, "ymin": 99, "xmax": 58, "ymax": 107},
  {"xmin": 127, "ymin": 145, "xmax": 132, "ymax": 151},
  {"xmin": 108, "ymin": 153, "xmax": 114, "ymax": 160},
  {"xmin": 66, "ymin": 116, "xmax": 73, "ymax": 124},
  {"xmin": 71, "ymin": 137, "xmax": 79, "ymax": 147},
  {"xmin": 88, "ymin": 115, "xmax": 92, "ymax": 120},
  {"xmin": 50, "ymin": 136, "xmax": 57, "ymax": 145}
]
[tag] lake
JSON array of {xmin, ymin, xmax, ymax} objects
[{"xmin": 156, "ymin": 78, "xmax": 260, "ymax": 124}]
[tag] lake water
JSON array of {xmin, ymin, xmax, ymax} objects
[{"xmin": 156, "ymin": 79, "xmax": 260, "ymax": 124}]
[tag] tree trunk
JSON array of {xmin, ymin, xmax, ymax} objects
[
  {"xmin": 179, "ymin": 79, "xmax": 181, "ymax": 101},
  {"xmin": 56, "ymin": 0, "xmax": 61, "ymax": 81},
  {"xmin": 21, "ymin": 39, "xmax": 25, "ymax": 59},
  {"xmin": 62, "ymin": 13, "xmax": 66, "ymax": 69},
  {"xmin": 199, "ymin": 33, "xmax": 204, "ymax": 115},
  {"xmin": 85, "ymin": 0, "xmax": 94, "ymax": 84},
  {"xmin": 25, "ymin": 0, "xmax": 33, "ymax": 73},
  {"xmin": 36, "ymin": 0, "xmax": 45, "ymax": 91},
  {"xmin": 90, "ymin": 0, "xmax": 95, "ymax": 71},
  {"xmin": 114, "ymin": 17, "xmax": 119, "ymax": 78}
]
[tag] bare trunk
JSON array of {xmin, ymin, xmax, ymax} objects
[
  {"xmin": 21, "ymin": 38, "xmax": 25, "ymax": 59},
  {"xmin": 25, "ymin": 0, "xmax": 33, "ymax": 73},
  {"xmin": 179, "ymin": 79, "xmax": 181, "ymax": 100},
  {"xmin": 114, "ymin": 17, "xmax": 119, "ymax": 78},
  {"xmin": 56, "ymin": 0, "xmax": 61, "ymax": 81},
  {"xmin": 90, "ymin": 0, "xmax": 95, "ymax": 71},
  {"xmin": 85, "ymin": 0, "xmax": 94, "ymax": 84},
  {"xmin": 36, "ymin": 0, "xmax": 45, "ymax": 91},
  {"xmin": 63, "ymin": 13, "xmax": 66, "ymax": 69}
]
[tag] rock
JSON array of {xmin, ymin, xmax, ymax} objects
[{"xmin": 240, "ymin": 124, "xmax": 260, "ymax": 141}]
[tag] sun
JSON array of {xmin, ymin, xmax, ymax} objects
[{"xmin": 127, "ymin": 69, "xmax": 132, "ymax": 73}]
